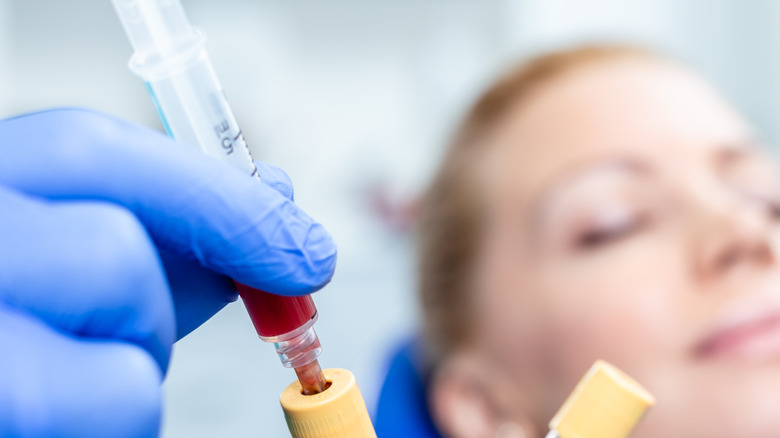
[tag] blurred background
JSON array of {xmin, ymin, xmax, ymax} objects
[{"xmin": 1, "ymin": 0, "xmax": 779, "ymax": 436}]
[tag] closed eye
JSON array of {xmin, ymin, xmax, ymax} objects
[{"xmin": 575, "ymin": 214, "xmax": 649, "ymax": 250}]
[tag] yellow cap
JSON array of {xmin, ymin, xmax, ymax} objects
[
  {"xmin": 549, "ymin": 360, "xmax": 655, "ymax": 438},
  {"xmin": 280, "ymin": 368, "xmax": 377, "ymax": 438}
]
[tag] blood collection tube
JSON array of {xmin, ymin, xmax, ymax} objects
[
  {"xmin": 112, "ymin": 0, "xmax": 327, "ymax": 395},
  {"xmin": 546, "ymin": 360, "xmax": 655, "ymax": 438}
]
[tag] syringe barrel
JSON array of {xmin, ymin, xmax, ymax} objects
[
  {"xmin": 113, "ymin": 1, "xmax": 256, "ymax": 173},
  {"xmin": 237, "ymin": 283, "xmax": 323, "ymax": 368},
  {"xmin": 113, "ymin": 0, "xmax": 322, "ymax": 367},
  {"xmin": 126, "ymin": 33, "xmax": 258, "ymax": 177},
  {"xmin": 238, "ymin": 284, "xmax": 318, "ymax": 340}
]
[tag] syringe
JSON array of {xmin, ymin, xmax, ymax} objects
[{"xmin": 111, "ymin": 0, "xmax": 327, "ymax": 395}]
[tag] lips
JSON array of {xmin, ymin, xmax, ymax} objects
[{"xmin": 696, "ymin": 297, "xmax": 780, "ymax": 361}]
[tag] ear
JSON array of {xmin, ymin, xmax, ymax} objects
[
  {"xmin": 428, "ymin": 353, "xmax": 537, "ymax": 438},
  {"xmin": 429, "ymin": 354, "xmax": 493, "ymax": 438}
]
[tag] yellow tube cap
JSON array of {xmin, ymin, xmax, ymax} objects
[
  {"xmin": 280, "ymin": 368, "xmax": 377, "ymax": 438},
  {"xmin": 549, "ymin": 360, "xmax": 655, "ymax": 438}
]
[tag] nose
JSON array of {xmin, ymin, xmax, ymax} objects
[{"xmin": 693, "ymin": 187, "xmax": 777, "ymax": 280}]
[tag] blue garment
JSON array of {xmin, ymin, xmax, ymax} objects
[
  {"xmin": 375, "ymin": 339, "xmax": 442, "ymax": 438},
  {"xmin": 0, "ymin": 108, "xmax": 337, "ymax": 437}
]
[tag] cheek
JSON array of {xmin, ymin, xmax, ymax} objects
[
  {"xmin": 531, "ymin": 239, "xmax": 690, "ymax": 404},
  {"xmin": 478, "ymin": 227, "xmax": 696, "ymax": 421}
]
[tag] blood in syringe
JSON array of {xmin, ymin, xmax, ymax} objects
[{"xmin": 236, "ymin": 283, "xmax": 317, "ymax": 338}]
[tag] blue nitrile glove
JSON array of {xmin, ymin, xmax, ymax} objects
[{"xmin": 0, "ymin": 108, "xmax": 337, "ymax": 438}]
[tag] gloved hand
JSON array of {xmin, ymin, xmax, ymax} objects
[{"xmin": 0, "ymin": 108, "xmax": 337, "ymax": 437}]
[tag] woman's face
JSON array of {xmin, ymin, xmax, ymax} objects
[{"xmin": 473, "ymin": 58, "xmax": 780, "ymax": 437}]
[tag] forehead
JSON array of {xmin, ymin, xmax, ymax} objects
[{"xmin": 477, "ymin": 57, "xmax": 752, "ymax": 207}]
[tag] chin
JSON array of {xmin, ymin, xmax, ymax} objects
[
  {"xmin": 632, "ymin": 410, "xmax": 780, "ymax": 438},
  {"xmin": 633, "ymin": 363, "xmax": 780, "ymax": 438}
]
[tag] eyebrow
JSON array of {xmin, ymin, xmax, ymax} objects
[
  {"xmin": 527, "ymin": 155, "xmax": 653, "ymax": 232},
  {"xmin": 714, "ymin": 137, "xmax": 768, "ymax": 169},
  {"xmin": 528, "ymin": 136, "xmax": 766, "ymax": 231},
  {"xmin": 531, "ymin": 154, "xmax": 654, "ymax": 211}
]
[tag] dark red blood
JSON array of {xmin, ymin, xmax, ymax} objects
[
  {"xmin": 236, "ymin": 282, "xmax": 317, "ymax": 338},
  {"xmin": 295, "ymin": 360, "xmax": 329, "ymax": 395}
]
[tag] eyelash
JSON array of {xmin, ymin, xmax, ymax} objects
[
  {"xmin": 575, "ymin": 214, "xmax": 648, "ymax": 250},
  {"xmin": 574, "ymin": 196, "xmax": 780, "ymax": 251}
]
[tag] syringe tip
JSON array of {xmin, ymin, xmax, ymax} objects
[{"xmin": 294, "ymin": 359, "xmax": 329, "ymax": 395}]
